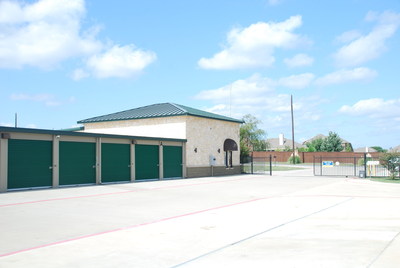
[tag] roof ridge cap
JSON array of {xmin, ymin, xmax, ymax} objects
[{"xmin": 169, "ymin": 103, "xmax": 188, "ymax": 113}]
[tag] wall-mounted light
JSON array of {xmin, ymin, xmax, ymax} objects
[
  {"xmin": 217, "ymin": 149, "xmax": 220, "ymax": 153},
  {"xmin": 131, "ymin": 139, "xmax": 136, "ymax": 144},
  {"xmin": 1, "ymin": 133, "xmax": 10, "ymax": 139},
  {"xmin": 160, "ymin": 141, "xmax": 163, "ymax": 146},
  {"xmin": 194, "ymin": 148, "xmax": 197, "ymax": 153},
  {"xmin": 56, "ymin": 135, "xmax": 60, "ymax": 139}
]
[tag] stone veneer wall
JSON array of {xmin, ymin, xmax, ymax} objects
[{"xmin": 185, "ymin": 116, "xmax": 240, "ymax": 168}]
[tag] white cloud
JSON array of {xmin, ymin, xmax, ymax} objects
[
  {"xmin": 334, "ymin": 11, "xmax": 400, "ymax": 67},
  {"xmin": 84, "ymin": 45, "xmax": 157, "ymax": 79},
  {"xmin": 194, "ymin": 73, "xmax": 312, "ymax": 124},
  {"xmin": 278, "ymin": 73, "xmax": 315, "ymax": 89},
  {"xmin": 335, "ymin": 30, "xmax": 362, "ymax": 43},
  {"xmin": 10, "ymin": 93, "xmax": 75, "ymax": 107},
  {"xmin": 71, "ymin": 68, "xmax": 89, "ymax": 81},
  {"xmin": 339, "ymin": 98, "xmax": 400, "ymax": 118},
  {"xmin": 284, "ymin": 53, "xmax": 314, "ymax": 68},
  {"xmin": 195, "ymin": 74, "xmax": 274, "ymax": 102},
  {"xmin": 198, "ymin": 15, "xmax": 309, "ymax": 69},
  {"xmin": 0, "ymin": 0, "xmax": 102, "ymax": 69},
  {"xmin": 314, "ymin": 67, "xmax": 377, "ymax": 86},
  {"xmin": 0, "ymin": 0, "xmax": 156, "ymax": 79},
  {"xmin": 339, "ymin": 98, "xmax": 400, "ymax": 134}
]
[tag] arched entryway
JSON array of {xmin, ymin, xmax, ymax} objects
[{"xmin": 224, "ymin": 139, "xmax": 238, "ymax": 168}]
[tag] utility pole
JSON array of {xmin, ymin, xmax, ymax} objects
[{"xmin": 291, "ymin": 95, "xmax": 295, "ymax": 164}]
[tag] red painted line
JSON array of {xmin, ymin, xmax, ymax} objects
[
  {"xmin": 0, "ymin": 196, "xmax": 269, "ymax": 258},
  {"xmin": 290, "ymin": 194, "xmax": 400, "ymax": 199},
  {"xmin": 0, "ymin": 189, "xmax": 141, "ymax": 208},
  {"xmin": 0, "ymin": 176, "xmax": 258, "ymax": 208}
]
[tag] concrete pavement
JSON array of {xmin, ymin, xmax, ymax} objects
[{"xmin": 0, "ymin": 173, "xmax": 399, "ymax": 267}]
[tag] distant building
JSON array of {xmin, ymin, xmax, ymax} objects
[
  {"xmin": 354, "ymin": 147, "xmax": 377, "ymax": 153},
  {"xmin": 390, "ymin": 145, "xmax": 400, "ymax": 152},
  {"xmin": 266, "ymin": 134, "xmax": 304, "ymax": 151}
]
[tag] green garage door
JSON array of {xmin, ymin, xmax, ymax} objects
[
  {"xmin": 101, "ymin": 143, "xmax": 130, "ymax": 183},
  {"xmin": 60, "ymin": 141, "xmax": 96, "ymax": 185},
  {"xmin": 163, "ymin": 146, "xmax": 182, "ymax": 178},
  {"xmin": 135, "ymin": 144, "xmax": 159, "ymax": 180},
  {"xmin": 8, "ymin": 139, "xmax": 52, "ymax": 189}
]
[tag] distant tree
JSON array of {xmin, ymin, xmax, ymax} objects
[
  {"xmin": 380, "ymin": 152, "xmax": 400, "ymax": 179},
  {"xmin": 320, "ymin": 131, "xmax": 343, "ymax": 152},
  {"xmin": 282, "ymin": 145, "xmax": 293, "ymax": 152},
  {"xmin": 305, "ymin": 137, "xmax": 324, "ymax": 152},
  {"xmin": 240, "ymin": 114, "xmax": 268, "ymax": 159},
  {"xmin": 371, "ymin": 146, "xmax": 387, "ymax": 153},
  {"xmin": 288, "ymin": 155, "xmax": 301, "ymax": 164},
  {"xmin": 298, "ymin": 147, "xmax": 308, "ymax": 152},
  {"xmin": 344, "ymin": 144, "xmax": 353, "ymax": 152}
]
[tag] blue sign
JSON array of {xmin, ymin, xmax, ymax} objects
[{"xmin": 322, "ymin": 161, "xmax": 334, "ymax": 167}]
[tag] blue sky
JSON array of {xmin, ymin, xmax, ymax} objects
[{"xmin": 1, "ymin": 0, "xmax": 399, "ymax": 149}]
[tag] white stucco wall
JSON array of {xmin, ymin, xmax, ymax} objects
[
  {"xmin": 82, "ymin": 116, "xmax": 187, "ymax": 139},
  {"xmin": 185, "ymin": 116, "xmax": 240, "ymax": 167}
]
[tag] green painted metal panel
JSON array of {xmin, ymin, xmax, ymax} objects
[
  {"xmin": 163, "ymin": 146, "xmax": 182, "ymax": 178},
  {"xmin": 101, "ymin": 143, "xmax": 130, "ymax": 183},
  {"xmin": 59, "ymin": 141, "xmax": 96, "ymax": 185},
  {"xmin": 8, "ymin": 139, "xmax": 52, "ymax": 189},
  {"xmin": 135, "ymin": 144, "xmax": 159, "ymax": 180}
]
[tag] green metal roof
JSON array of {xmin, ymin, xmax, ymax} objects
[{"xmin": 78, "ymin": 103, "xmax": 243, "ymax": 124}]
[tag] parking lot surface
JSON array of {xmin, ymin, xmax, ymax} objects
[{"xmin": 1, "ymin": 170, "xmax": 400, "ymax": 267}]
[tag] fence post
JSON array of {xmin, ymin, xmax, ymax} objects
[
  {"xmin": 269, "ymin": 154, "xmax": 272, "ymax": 176},
  {"xmin": 364, "ymin": 153, "xmax": 367, "ymax": 178},
  {"xmin": 354, "ymin": 157, "xmax": 356, "ymax": 177},
  {"xmin": 320, "ymin": 156, "xmax": 322, "ymax": 176},
  {"xmin": 251, "ymin": 152, "xmax": 253, "ymax": 174},
  {"xmin": 313, "ymin": 156, "xmax": 315, "ymax": 175}
]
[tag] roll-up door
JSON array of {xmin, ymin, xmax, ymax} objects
[
  {"xmin": 163, "ymin": 146, "xmax": 182, "ymax": 178},
  {"xmin": 8, "ymin": 139, "xmax": 52, "ymax": 189},
  {"xmin": 101, "ymin": 143, "xmax": 130, "ymax": 183},
  {"xmin": 135, "ymin": 144, "xmax": 159, "ymax": 180},
  {"xmin": 59, "ymin": 141, "xmax": 96, "ymax": 185}
]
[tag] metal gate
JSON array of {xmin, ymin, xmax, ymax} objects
[
  {"xmin": 8, "ymin": 139, "xmax": 52, "ymax": 189},
  {"xmin": 240, "ymin": 154, "xmax": 272, "ymax": 175},
  {"xmin": 163, "ymin": 146, "xmax": 182, "ymax": 178},
  {"xmin": 101, "ymin": 143, "xmax": 130, "ymax": 183},
  {"xmin": 135, "ymin": 144, "xmax": 159, "ymax": 180},
  {"xmin": 59, "ymin": 141, "xmax": 96, "ymax": 185},
  {"xmin": 314, "ymin": 156, "xmax": 365, "ymax": 176}
]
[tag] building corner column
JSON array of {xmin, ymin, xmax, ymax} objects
[
  {"xmin": 52, "ymin": 135, "xmax": 60, "ymax": 188},
  {"xmin": 0, "ymin": 138, "xmax": 8, "ymax": 192},
  {"xmin": 96, "ymin": 138, "xmax": 101, "ymax": 185},
  {"xmin": 159, "ymin": 142, "xmax": 164, "ymax": 180},
  {"xmin": 131, "ymin": 142, "xmax": 135, "ymax": 182},
  {"xmin": 182, "ymin": 142, "xmax": 187, "ymax": 178}
]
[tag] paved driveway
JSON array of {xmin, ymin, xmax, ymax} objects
[{"xmin": 1, "ymin": 171, "xmax": 399, "ymax": 267}]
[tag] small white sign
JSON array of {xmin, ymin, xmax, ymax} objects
[{"xmin": 367, "ymin": 161, "xmax": 379, "ymax": 166}]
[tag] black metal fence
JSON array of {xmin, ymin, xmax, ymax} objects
[
  {"xmin": 241, "ymin": 154, "xmax": 272, "ymax": 175},
  {"xmin": 313, "ymin": 156, "xmax": 400, "ymax": 178}
]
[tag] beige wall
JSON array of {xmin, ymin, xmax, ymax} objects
[
  {"xmin": 185, "ymin": 116, "xmax": 240, "ymax": 167},
  {"xmin": 82, "ymin": 116, "xmax": 186, "ymax": 139}
]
